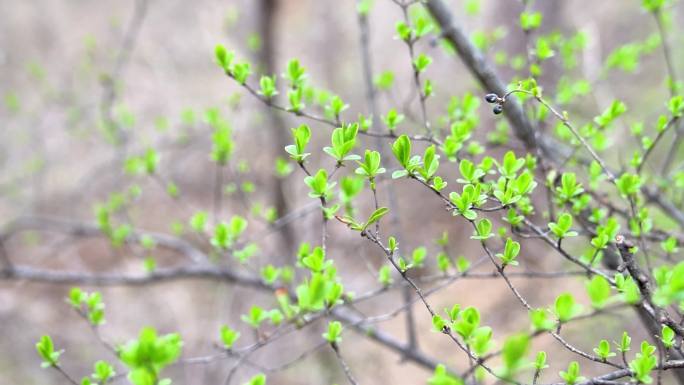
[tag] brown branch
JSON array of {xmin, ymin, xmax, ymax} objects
[
  {"xmin": 331, "ymin": 343, "xmax": 359, "ymax": 385},
  {"xmin": 425, "ymin": 0, "xmax": 537, "ymax": 150}
]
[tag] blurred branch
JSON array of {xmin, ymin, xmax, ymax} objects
[
  {"xmin": 644, "ymin": 187, "xmax": 684, "ymax": 228},
  {"xmin": 0, "ymin": 239, "xmax": 11, "ymax": 270},
  {"xmin": 0, "ymin": 264, "xmax": 263, "ymax": 288},
  {"xmin": 256, "ymin": 0, "xmax": 297, "ymax": 257},
  {"xmin": 1, "ymin": 215, "xmax": 208, "ymax": 263},
  {"xmin": 653, "ymin": 8, "xmax": 678, "ymax": 98},
  {"xmin": 100, "ymin": 0, "xmax": 148, "ymax": 148}
]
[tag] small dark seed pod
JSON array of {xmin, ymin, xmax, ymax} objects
[
  {"xmin": 493, "ymin": 104, "xmax": 503, "ymax": 115},
  {"xmin": 484, "ymin": 93, "xmax": 498, "ymax": 103}
]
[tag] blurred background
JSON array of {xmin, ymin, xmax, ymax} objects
[{"xmin": 0, "ymin": 0, "xmax": 682, "ymax": 384}]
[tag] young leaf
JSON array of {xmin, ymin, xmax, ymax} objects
[
  {"xmin": 392, "ymin": 135, "xmax": 411, "ymax": 169},
  {"xmin": 586, "ymin": 275, "xmax": 611, "ymax": 309},
  {"xmin": 220, "ymin": 326, "xmax": 240, "ymax": 349},
  {"xmin": 502, "ymin": 333, "xmax": 530, "ymax": 374},
  {"xmin": 593, "ymin": 339, "xmax": 616, "ymax": 360},
  {"xmin": 244, "ymin": 373, "xmax": 266, "ymax": 385},
  {"xmin": 471, "ymin": 218, "xmax": 494, "ymax": 240},
  {"xmin": 554, "ymin": 293, "xmax": 583, "ymax": 322},
  {"xmin": 363, "ymin": 207, "xmax": 389, "ymax": 231},
  {"xmin": 428, "ymin": 364, "xmax": 462, "ymax": 385},
  {"xmin": 323, "ymin": 321, "xmax": 343, "ymax": 344},
  {"xmin": 36, "ymin": 335, "xmax": 62, "ymax": 368},
  {"xmin": 549, "ymin": 213, "xmax": 578, "ymax": 239},
  {"xmin": 559, "ymin": 361, "xmax": 585, "ymax": 385}
]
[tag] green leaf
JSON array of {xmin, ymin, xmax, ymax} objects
[
  {"xmin": 453, "ymin": 307, "xmax": 480, "ymax": 339},
  {"xmin": 392, "ymin": 169, "xmax": 409, "ymax": 179},
  {"xmin": 554, "ymin": 293, "xmax": 583, "ymax": 322},
  {"xmin": 260, "ymin": 264, "xmax": 281, "ymax": 285},
  {"xmin": 323, "ymin": 321, "xmax": 343, "ymax": 344},
  {"xmin": 232, "ymin": 61, "xmax": 251, "ymax": 84},
  {"xmin": 432, "ymin": 315, "xmax": 447, "ymax": 332},
  {"xmin": 456, "ymin": 256, "xmax": 470, "ymax": 273},
  {"xmin": 530, "ymin": 308, "xmax": 555, "ymax": 331},
  {"xmin": 586, "ymin": 275, "xmax": 611, "ymax": 309},
  {"xmin": 36, "ymin": 335, "xmax": 61, "ymax": 368},
  {"xmin": 668, "ymin": 95, "xmax": 684, "ymax": 117},
  {"xmin": 629, "ymin": 341, "xmax": 657, "ymax": 384},
  {"xmin": 285, "ymin": 59, "xmax": 307, "ymax": 87},
  {"xmin": 301, "ymin": 247, "xmax": 331, "ymax": 272},
  {"xmin": 355, "ymin": 150, "xmax": 386, "ymax": 179},
  {"xmin": 617, "ymin": 331, "xmax": 632, "ymax": 352},
  {"xmin": 285, "ymin": 124, "xmax": 312, "ymax": 162},
  {"xmin": 92, "ymin": 360, "xmax": 116, "ymax": 382},
  {"xmin": 357, "ymin": 0, "xmax": 374, "ymax": 15},
  {"xmin": 559, "ymin": 361, "xmax": 585, "ymax": 385},
  {"xmin": 258, "ymin": 75, "xmax": 278, "ymax": 99},
  {"xmin": 557, "ymin": 173, "xmax": 584, "ymax": 202},
  {"xmin": 419, "ymin": 145, "xmax": 440, "ymax": 181},
  {"xmin": 549, "ymin": 212, "xmax": 578, "ymax": 239},
  {"xmin": 378, "ymin": 265, "xmax": 393, "ymax": 286},
  {"xmin": 615, "ymin": 274, "xmax": 641, "ymax": 304},
  {"xmin": 220, "ymin": 325, "xmax": 240, "ymax": 349},
  {"xmin": 388, "ymin": 236, "xmax": 397, "ymax": 252},
  {"xmin": 68, "ymin": 287, "xmax": 85, "ymax": 308},
  {"xmin": 471, "ymin": 218, "xmax": 493, "ymax": 240},
  {"xmin": 324, "ymin": 123, "xmax": 359, "ymax": 162},
  {"xmin": 287, "ymin": 87, "xmax": 304, "ymax": 112},
  {"xmin": 119, "ymin": 327, "xmax": 182, "ymax": 384},
  {"xmin": 642, "ymin": 0, "xmax": 666, "ymax": 11},
  {"xmin": 392, "ymin": 135, "xmax": 411, "ymax": 168},
  {"xmin": 189, "ymin": 211, "xmax": 208, "ymax": 232},
  {"xmin": 428, "ymin": 364, "xmax": 463, "ymax": 385},
  {"xmin": 383, "ymin": 109, "xmax": 405, "ymax": 132},
  {"xmin": 304, "ymin": 169, "xmax": 334, "ymax": 199},
  {"xmin": 594, "ymin": 100, "xmax": 627, "ymax": 127},
  {"xmin": 243, "ymin": 373, "xmax": 266, "ymax": 385},
  {"xmin": 445, "ymin": 304, "xmax": 461, "ymax": 321},
  {"xmin": 498, "ymin": 151, "xmax": 525, "ymax": 178},
  {"xmin": 534, "ymin": 351, "xmax": 549, "ymax": 370},
  {"xmin": 502, "ymin": 333, "xmax": 530, "ymax": 374},
  {"xmin": 241, "ymin": 306, "xmax": 268, "ymax": 328},
  {"xmin": 471, "ymin": 327, "xmax": 494, "ymax": 355},
  {"xmin": 661, "ymin": 237, "xmax": 679, "ymax": 254},
  {"xmin": 214, "ymin": 44, "xmax": 234, "ymax": 70},
  {"xmin": 496, "ymin": 238, "xmax": 521, "ymax": 266},
  {"xmin": 374, "ymin": 70, "xmax": 394, "ymax": 90},
  {"xmin": 395, "ymin": 21, "xmax": 412, "ymax": 41},
  {"xmin": 414, "ymin": 53, "xmax": 433, "ymax": 72},
  {"xmin": 458, "ymin": 159, "xmax": 484, "ymax": 184},
  {"xmin": 616, "ymin": 173, "xmax": 642, "ymax": 197},
  {"xmin": 593, "ymin": 339, "xmax": 616, "ymax": 360},
  {"xmin": 520, "ymin": 11, "xmax": 542, "ymax": 31},
  {"xmin": 326, "ymin": 95, "xmax": 349, "ymax": 118},
  {"xmin": 662, "ymin": 325, "xmax": 675, "ymax": 349}
]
